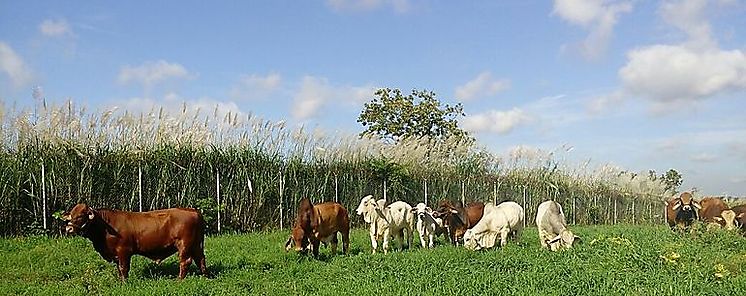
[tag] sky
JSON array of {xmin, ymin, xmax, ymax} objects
[{"xmin": 1, "ymin": 0, "xmax": 745, "ymax": 196}]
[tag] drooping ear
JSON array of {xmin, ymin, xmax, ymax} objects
[
  {"xmin": 692, "ymin": 201, "xmax": 702, "ymax": 210},
  {"xmin": 87, "ymin": 209, "xmax": 96, "ymax": 220},
  {"xmin": 548, "ymin": 234, "xmax": 562, "ymax": 245},
  {"xmin": 737, "ymin": 213, "xmax": 745, "ymax": 219},
  {"xmin": 713, "ymin": 216, "xmax": 723, "ymax": 222},
  {"xmin": 672, "ymin": 201, "xmax": 681, "ymax": 210},
  {"xmin": 62, "ymin": 212, "xmax": 71, "ymax": 221},
  {"xmin": 450, "ymin": 209, "xmax": 458, "ymax": 214},
  {"xmin": 410, "ymin": 208, "xmax": 418, "ymax": 213},
  {"xmin": 425, "ymin": 207, "xmax": 432, "ymax": 213},
  {"xmin": 284, "ymin": 236, "xmax": 293, "ymax": 252}
]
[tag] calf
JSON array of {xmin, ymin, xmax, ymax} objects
[
  {"xmin": 411, "ymin": 203, "xmax": 446, "ymax": 248},
  {"xmin": 62, "ymin": 203, "xmax": 208, "ymax": 280},
  {"xmin": 463, "ymin": 201, "xmax": 524, "ymax": 250},
  {"xmin": 434, "ymin": 200, "xmax": 485, "ymax": 246},
  {"xmin": 665, "ymin": 192, "xmax": 701, "ymax": 230},
  {"xmin": 355, "ymin": 195, "xmax": 415, "ymax": 254},
  {"xmin": 535, "ymin": 200, "xmax": 580, "ymax": 251},
  {"xmin": 698, "ymin": 197, "xmax": 738, "ymax": 231},
  {"xmin": 285, "ymin": 198, "xmax": 350, "ymax": 257}
]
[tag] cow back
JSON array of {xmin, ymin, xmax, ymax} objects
[
  {"xmin": 312, "ymin": 202, "xmax": 350, "ymax": 237},
  {"xmin": 698, "ymin": 197, "xmax": 728, "ymax": 223}
]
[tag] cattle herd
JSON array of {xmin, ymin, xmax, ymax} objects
[{"xmin": 60, "ymin": 191, "xmax": 746, "ymax": 280}]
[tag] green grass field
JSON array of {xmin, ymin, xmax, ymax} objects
[{"xmin": 1, "ymin": 225, "xmax": 745, "ymax": 295}]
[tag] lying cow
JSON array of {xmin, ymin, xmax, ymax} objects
[
  {"xmin": 731, "ymin": 204, "xmax": 746, "ymax": 232},
  {"xmin": 665, "ymin": 192, "xmax": 701, "ymax": 230},
  {"xmin": 434, "ymin": 200, "xmax": 485, "ymax": 246},
  {"xmin": 355, "ymin": 195, "xmax": 415, "ymax": 254},
  {"xmin": 284, "ymin": 198, "xmax": 350, "ymax": 257},
  {"xmin": 463, "ymin": 201, "xmax": 524, "ymax": 250},
  {"xmin": 698, "ymin": 197, "xmax": 738, "ymax": 231},
  {"xmin": 62, "ymin": 203, "xmax": 208, "ymax": 280},
  {"xmin": 535, "ymin": 200, "xmax": 580, "ymax": 251},
  {"xmin": 411, "ymin": 203, "xmax": 446, "ymax": 248}
]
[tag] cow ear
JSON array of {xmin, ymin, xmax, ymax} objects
[
  {"xmin": 410, "ymin": 208, "xmax": 417, "ymax": 213},
  {"xmin": 736, "ymin": 213, "xmax": 745, "ymax": 219},
  {"xmin": 62, "ymin": 212, "xmax": 71, "ymax": 221},
  {"xmin": 713, "ymin": 216, "xmax": 723, "ymax": 222},
  {"xmin": 284, "ymin": 236, "xmax": 293, "ymax": 252},
  {"xmin": 692, "ymin": 201, "xmax": 702, "ymax": 210},
  {"xmin": 672, "ymin": 201, "xmax": 681, "ymax": 210},
  {"xmin": 426, "ymin": 207, "xmax": 432, "ymax": 212},
  {"xmin": 87, "ymin": 209, "xmax": 95, "ymax": 220},
  {"xmin": 450, "ymin": 209, "xmax": 458, "ymax": 214},
  {"xmin": 548, "ymin": 234, "xmax": 562, "ymax": 245}
]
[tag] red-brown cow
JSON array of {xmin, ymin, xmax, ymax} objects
[
  {"xmin": 62, "ymin": 203, "xmax": 208, "ymax": 280},
  {"xmin": 433, "ymin": 200, "xmax": 485, "ymax": 246},
  {"xmin": 284, "ymin": 198, "xmax": 350, "ymax": 257},
  {"xmin": 698, "ymin": 197, "xmax": 738, "ymax": 230},
  {"xmin": 665, "ymin": 192, "xmax": 701, "ymax": 230},
  {"xmin": 730, "ymin": 204, "xmax": 746, "ymax": 232}
]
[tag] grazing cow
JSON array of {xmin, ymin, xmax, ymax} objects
[
  {"xmin": 698, "ymin": 197, "xmax": 738, "ymax": 231},
  {"xmin": 411, "ymin": 203, "xmax": 446, "ymax": 248},
  {"xmin": 62, "ymin": 203, "xmax": 208, "ymax": 280},
  {"xmin": 284, "ymin": 198, "xmax": 350, "ymax": 257},
  {"xmin": 433, "ymin": 200, "xmax": 485, "ymax": 246},
  {"xmin": 730, "ymin": 204, "xmax": 746, "ymax": 232},
  {"xmin": 463, "ymin": 201, "xmax": 524, "ymax": 250},
  {"xmin": 535, "ymin": 200, "xmax": 580, "ymax": 251},
  {"xmin": 665, "ymin": 192, "xmax": 701, "ymax": 230},
  {"xmin": 355, "ymin": 195, "xmax": 415, "ymax": 254}
]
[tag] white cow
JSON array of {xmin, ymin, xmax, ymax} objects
[
  {"xmin": 355, "ymin": 195, "xmax": 415, "ymax": 254},
  {"xmin": 411, "ymin": 203, "xmax": 446, "ymax": 248},
  {"xmin": 463, "ymin": 201, "xmax": 524, "ymax": 250},
  {"xmin": 535, "ymin": 200, "xmax": 580, "ymax": 251}
]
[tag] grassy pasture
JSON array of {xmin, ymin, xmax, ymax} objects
[{"xmin": 1, "ymin": 225, "xmax": 745, "ymax": 295}]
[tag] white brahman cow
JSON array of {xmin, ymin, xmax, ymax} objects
[
  {"xmin": 535, "ymin": 200, "xmax": 580, "ymax": 251},
  {"xmin": 355, "ymin": 195, "xmax": 415, "ymax": 254},
  {"xmin": 463, "ymin": 201, "xmax": 524, "ymax": 250},
  {"xmin": 411, "ymin": 203, "xmax": 446, "ymax": 248}
]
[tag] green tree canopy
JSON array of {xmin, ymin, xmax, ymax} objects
[
  {"xmin": 357, "ymin": 88, "xmax": 473, "ymax": 144},
  {"xmin": 661, "ymin": 169, "xmax": 683, "ymax": 193}
]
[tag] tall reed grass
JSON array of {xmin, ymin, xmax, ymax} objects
[{"xmin": 0, "ymin": 98, "xmax": 670, "ymax": 235}]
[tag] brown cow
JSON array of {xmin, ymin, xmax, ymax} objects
[
  {"xmin": 284, "ymin": 198, "xmax": 350, "ymax": 257},
  {"xmin": 731, "ymin": 204, "xmax": 746, "ymax": 232},
  {"xmin": 62, "ymin": 203, "xmax": 208, "ymax": 280},
  {"xmin": 698, "ymin": 197, "xmax": 738, "ymax": 230},
  {"xmin": 433, "ymin": 200, "xmax": 485, "ymax": 246},
  {"xmin": 665, "ymin": 192, "xmax": 701, "ymax": 230}
]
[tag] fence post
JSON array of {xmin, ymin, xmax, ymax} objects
[
  {"xmin": 42, "ymin": 163, "xmax": 47, "ymax": 230},
  {"xmin": 383, "ymin": 180, "xmax": 387, "ymax": 201},
  {"xmin": 217, "ymin": 171, "xmax": 221, "ymax": 233},
  {"xmin": 424, "ymin": 179, "xmax": 428, "ymax": 205},
  {"xmin": 138, "ymin": 164, "xmax": 142, "ymax": 212},
  {"xmin": 461, "ymin": 180, "xmax": 465, "ymax": 205},
  {"xmin": 279, "ymin": 170, "xmax": 284, "ymax": 231},
  {"xmin": 334, "ymin": 174, "xmax": 338, "ymax": 203},
  {"xmin": 522, "ymin": 186, "xmax": 527, "ymax": 227}
]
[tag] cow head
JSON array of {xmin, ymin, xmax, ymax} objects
[
  {"xmin": 713, "ymin": 210, "xmax": 738, "ymax": 231},
  {"xmin": 463, "ymin": 229, "xmax": 497, "ymax": 251},
  {"xmin": 356, "ymin": 195, "xmax": 376, "ymax": 223},
  {"xmin": 285, "ymin": 227, "xmax": 310, "ymax": 253},
  {"xmin": 547, "ymin": 230, "xmax": 580, "ymax": 251},
  {"xmin": 672, "ymin": 192, "xmax": 701, "ymax": 213},
  {"xmin": 62, "ymin": 203, "xmax": 96, "ymax": 235},
  {"xmin": 411, "ymin": 203, "xmax": 432, "ymax": 219}
]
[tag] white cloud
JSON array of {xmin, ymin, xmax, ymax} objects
[
  {"xmin": 690, "ymin": 152, "xmax": 717, "ymax": 162},
  {"xmin": 462, "ymin": 107, "xmax": 532, "ymax": 134},
  {"xmin": 229, "ymin": 73, "xmax": 282, "ymax": 100},
  {"xmin": 326, "ymin": 0, "xmax": 411, "ymax": 13},
  {"xmin": 0, "ymin": 42, "xmax": 33, "ymax": 88},
  {"xmin": 291, "ymin": 75, "xmax": 375, "ymax": 120},
  {"xmin": 454, "ymin": 72, "xmax": 510, "ymax": 101},
  {"xmin": 117, "ymin": 60, "xmax": 193, "ymax": 88},
  {"xmin": 39, "ymin": 19, "xmax": 73, "ymax": 38},
  {"xmin": 553, "ymin": 0, "xmax": 633, "ymax": 59}
]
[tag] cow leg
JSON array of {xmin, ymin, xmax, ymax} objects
[
  {"xmin": 329, "ymin": 234, "xmax": 338, "ymax": 255},
  {"xmin": 310, "ymin": 238, "xmax": 321, "ymax": 258},
  {"xmin": 499, "ymin": 229, "xmax": 510, "ymax": 247},
  {"xmin": 382, "ymin": 229, "xmax": 391, "ymax": 254},
  {"xmin": 369, "ymin": 230, "xmax": 378, "ymax": 254},
  {"xmin": 116, "ymin": 253, "xmax": 132, "ymax": 280},
  {"xmin": 428, "ymin": 232, "xmax": 435, "ymax": 248},
  {"xmin": 405, "ymin": 229, "xmax": 412, "ymax": 250},
  {"xmin": 341, "ymin": 228, "xmax": 350, "ymax": 255}
]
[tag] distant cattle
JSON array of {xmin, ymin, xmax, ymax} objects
[
  {"xmin": 536, "ymin": 200, "xmax": 580, "ymax": 251},
  {"xmin": 463, "ymin": 201, "xmax": 524, "ymax": 250},
  {"xmin": 730, "ymin": 204, "xmax": 746, "ymax": 232},
  {"xmin": 285, "ymin": 198, "xmax": 350, "ymax": 257},
  {"xmin": 411, "ymin": 203, "xmax": 446, "ymax": 248},
  {"xmin": 665, "ymin": 192, "xmax": 701, "ymax": 230},
  {"xmin": 433, "ymin": 200, "xmax": 485, "ymax": 246},
  {"xmin": 62, "ymin": 204, "xmax": 208, "ymax": 280},
  {"xmin": 355, "ymin": 195, "xmax": 415, "ymax": 254},
  {"xmin": 698, "ymin": 197, "xmax": 737, "ymax": 231}
]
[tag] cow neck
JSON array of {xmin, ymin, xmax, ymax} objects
[{"xmin": 82, "ymin": 209, "xmax": 119, "ymax": 241}]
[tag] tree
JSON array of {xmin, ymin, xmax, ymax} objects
[
  {"xmin": 357, "ymin": 88, "xmax": 473, "ymax": 144},
  {"xmin": 660, "ymin": 169, "xmax": 683, "ymax": 193}
]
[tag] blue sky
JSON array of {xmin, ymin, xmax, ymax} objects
[{"xmin": 1, "ymin": 0, "xmax": 745, "ymax": 195}]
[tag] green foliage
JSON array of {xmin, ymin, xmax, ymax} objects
[
  {"xmin": 1, "ymin": 226, "xmax": 745, "ymax": 295},
  {"xmin": 357, "ymin": 88, "xmax": 473, "ymax": 144},
  {"xmin": 661, "ymin": 169, "xmax": 683, "ymax": 193}
]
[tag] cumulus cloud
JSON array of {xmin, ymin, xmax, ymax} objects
[
  {"xmin": 39, "ymin": 19, "xmax": 74, "ymax": 38},
  {"xmin": 291, "ymin": 75, "xmax": 375, "ymax": 120},
  {"xmin": 229, "ymin": 73, "xmax": 282, "ymax": 100},
  {"xmin": 0, "ymin": 42, "xmax": 33, "ymax": 88},
  {"xmin": 326, "ymin": 0, "xmax": 411, "ymax": 13},
  {"xmin": 461, "ymin": 107, "xmax": 532, "ymax": 134},
  {"xmin": 117, "ymin": 60, "xmax": 193, "ymax": 88},
  {"xmin": 454, "ymin": 72, "xmax": 510, "ymax": 101},
  {"xmin": 553, "ymin": 0, "xmax": 633, "ymax": 59}
]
